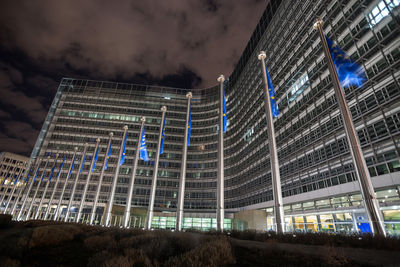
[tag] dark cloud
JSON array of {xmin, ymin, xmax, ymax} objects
[{"xmin": 0, "ymin": 0, "xmax": 267, "ymax": 156}]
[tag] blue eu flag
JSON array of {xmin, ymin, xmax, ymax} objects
[
  {"xmin": 104, "ymin": 140, "xmax": 112, "ymax": 170},
  {"xmin": 13, "ymin": 173, "xmax": 20, "ymax": 185},
  {"xmin": 47, "ymin": 159, "xmax": 57, "ymax": 182},
  {"xmin": 53, "ymin": 157, "xmax": 65, "ymax": 181},
  {"xmin": 223, "ymin": 85, "xmax": 227, "ymax": 133},
  {"xmin": 40, "ymin": 158, "xmax": 51, "ymax": 182},
  {"xmin": 187, "ymin": 103, "xmax": 191, "ymax": 146},
  {"xmin": 265, "ymin": 64, "xmax": 279, "ymax": 117},
  {"xmin": 326, "ymin": 35, "xmax": 366, "ymax": 88},
  {"xmin": 120, "ymin": 133, "xmax": 128, "ymax": 165},
  {"xmin": 80, "ymin": 151, "xmax": 87, "ymax": 173},
  {"xmin": 32, "ymin": 167, "xmax": 40, "ymax": 182},
  {"xmin": 160, "ymin": 117, "xmax": 166, "ymax": 155},
  {"xmin": 67, "ymin": 155, "xmax": 76, "ymax": 179},
  {"xmin": 92, "ymin": 146, "xmax": 99, "ymax": 172},
  {"xmin": 24, "ymin": 166, "xmax": 33, "ymax": 183},
  {"xmin": 140, "ymin": 127, "xmax": 149, "ymax": 161}
]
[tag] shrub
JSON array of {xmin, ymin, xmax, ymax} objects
[
  {"xmin": 84, "ymin": 234, "xmax": 118, "ymax": 252},
  {"xmin": 124, "ymin": 248, "xmax": 153, "ymax": 267},
  {"xmin": 321, "ymin": 246, "xmax": 350, "ymax": 266},
  {"xmin": 0, "ymin": 214, "xmax": 12, "ymax": 228},
  {"xmin": 228, "ymin": 230, "xmax": 400, "ymax": 251},
  {"xmin": 0, "ymin": 257, "xmax": 20, "ymax": 267},
  {"xmin": 29, "ymin": 224, "xmax": 83, "ymax": 248},
  {"xmin": 87, "ymin": 249, "xmax": 153, "ymax": 267},
  {"xmin": 165, "ymin": 236, "xmax": 235, "ymax": 267}
]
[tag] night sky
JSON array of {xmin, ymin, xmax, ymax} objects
[{"xmin": 0, "ymin": 0, "xmax": 267, "ymax": 156}]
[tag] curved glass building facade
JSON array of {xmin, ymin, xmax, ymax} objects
[{"xmin": 8, "ymin": 0, "xmax": 400, "ymax": 233}]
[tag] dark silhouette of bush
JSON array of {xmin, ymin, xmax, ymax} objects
[
  {"xmin": 226, "ymin": 230, "xmax": 400, "ymax": 251},
  {"xmin": 0, "ymin": 220, "xmax": 398, "ymax": 266},
  {"xmin": 165, "ymin": 236, "xmax": 235, "ymax": 267},
  {"xmin": 29, "ymin": 224, "xmax": 83, "ymax": 248},
  {"xmin": 0, "ymin": 214, "xmax": 12, "ymax": 228}
]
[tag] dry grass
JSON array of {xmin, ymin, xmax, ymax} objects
[
  {"xmin": 29, "ymin": 224, "xmax": 83, "ymax": 248},
  {"xmin": 165, "ymin": 236, "xmax": 235, "ymax": 267},
  {"xmin": 0, "ymin": 216, "xmax": 397, "ymax": 266}
]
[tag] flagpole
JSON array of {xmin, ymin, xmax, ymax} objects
[
  {"xmin": 26, "ymin": 155, "xmax": 51, "ymax": 220},
  {"xmin": 3, "ymin": 167, "xmax": 24, "ymax": 214},
  {"xmin": 12, "ymin": 161, "xmax": 36, "ymax": 217},
  {"xmin": 313, "ymin": 18, "xmax": 386, "ymax": 236},
  {"xmin": 34, "ymin": 154, "xmax": 59, "ymax": 219},
  {"xmin": 17, "ymin": 160, "xmax": 41, "ymax": 220},
  {"xmin": 104, "ymin": 126, "xmax": 128, "ymax": 226},
  {"xmin": 123, "ymin": 117, "xmax": 145, "ymax": 228},
  {"xmin": 10, "ymin": 178, "xmax": 27, "ymax": 216},
  {"xmin": 76, "ymin": 138, "xmax": 100, "ymax": 223},
  {"xmin": 65, "ymin": 143, "xmax": 88, "ymax": 222},
  {"xmin": 146, "ymin": 106, "xmax": 167, "ymax": 229},
  {"xmin": 54, "ymin": 147, "xmax": 78, "ymax": 221},
  {"xmin": 258, "ymin": 51, "xmax": 285, "ymax": 233},
  {"xmin": 217, "ymin": 75, "xmax": 226, "ymax": 232},
  {"xmin": 176, "ymin": 92, "xmax": 192, "ymax": 231},
  {"xmin": 90, "ymin": 132, "xmax": 113, "ymax": 225},
  {"xmin": 44, "ymin": 155, "xmax": 66, "ymax": 220}
]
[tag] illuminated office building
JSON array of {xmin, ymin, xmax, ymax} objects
[{"xmin": 13, "ymin": 0, "xmax": 400, "ymax": 233}]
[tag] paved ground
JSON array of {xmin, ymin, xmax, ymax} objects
[{"xmin": 229, "ymin": 238, "xmax": 400, "ymax": 266}]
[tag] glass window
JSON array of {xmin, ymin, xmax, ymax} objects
[
  {"xmin": 305, "ymin": 215, "xmax": 318, "ymax": 232},
  {"xmin": 287, "ymin": 73, "xmax": 309, "ymax": 103},
  {"xmin": 383, "ymin": 210, "xmax": 400, "ymax": 221},
  {"xmin": 315, "ymin": 199, "xmax": 330, "ymax": 209},
  {"xmin": 335, "ymin": 212, "xmax": 353, "ymax": 222},
  {"xmin": 267, "ymin": 217, "xmax": 274, "ymax": 231},
  {"xmin": 319, "ymin": 214, "xmax": 335, "ymax": 232},
  {"xmin": 376, "ymin": 164, "xmax": 389, "ymax": 175},
  {"xmin": 292, "ymin": 203, "xmax": 302, "ymax": 211},
  {"xmin": 293, "ymin": 216, "xmax": 305, "ymax": 231},
  {"xmin": 303, "ymin": 201, "xmax": 314, "ymax": 210},
  {"xmin": 388, "ymin": 160, "xmax": 400, "ymax": 172},
  {"xmin": 367, "ymin": 0, "xmax": 399, "ymax": 27}
]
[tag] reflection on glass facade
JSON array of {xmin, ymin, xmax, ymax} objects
[
  {"xmin": 12, "ymin": 0, "xmax": 400, "ymax": 232},
  {"xmin": 266, "ymin": 187, "xmax": 400, "ymax": 235}
]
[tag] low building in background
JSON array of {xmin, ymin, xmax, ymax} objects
[{"xmin": 0, "ymin": 152, "xmax": 29, "ymax": 211}]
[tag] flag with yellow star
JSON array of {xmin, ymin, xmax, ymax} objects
[
  {"xmin": 265, "ymin": 64, "xmax": 279, "ymax": 117},
  {"xmin": 223, "ymin": 85, "xmax": 227, "ymax": 132},
  {"xmin": 326, "ymin": 35, "xmax": 366, "ymax": 88}
]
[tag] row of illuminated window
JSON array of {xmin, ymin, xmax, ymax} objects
[
  {"xmin": 46, "ymin": 141, "xmax": 218, "ymax": 163},
  {"xmin": 151, "ymin": 217, "xmax": 232, "ymax": 231},
  {"xmin": 58, "ymin": 109, "xmax": 221, "ymax": 136},
  {"xmin": 226, "ymin": 155, "xmax": 399, "ymax": 208},
  {"xmin": 56, "ymin": 114, "xmax": 221, "ymax": 137},
  {"xmin": 280, "ymin": 187, "xmax": 400, "ymax": 215},
  {"xmin": 60, "ymin": 106, "xmax": 185, "ymax": 124},
  {"xmin": 63, "ymin": 95, "xmax": 186, "ymax": 112},
  {"xmin": 48, "ymin": 133, "xmax": 219, "ymax": 159},
  {"xmin": 63, "ymin": 94, "xmax": 222, "ymax": 121}
]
